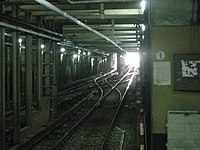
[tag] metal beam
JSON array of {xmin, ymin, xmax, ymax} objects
[
  {"xmin": 0, "ymin": 27, "xmax": 5, "ymax": 150},
  {"xmin": 0, "ymin": 1, "xmax": 37, "ymax": 5},
  {"xmin": 0, "ymin": 14, "xmax": 63, "ymax": 37},
  {"xmin": 35, "ymin": 0, "xmax": 126, "ymax": 53},
  {"xmin": 26, "ymin": 9, "xmax": 100, "ymax": 16},
  {"xmin": 26, "ymin": 8, "xmax": 142, "ymax": 16},
  {"xmin": 0, "ymin": 22, "xmax": 61, "ymax": 41},
  {"xmin": 56, "ymin": 18, "xmax": 143, "ymax": 24},
  {"xmin": 71, "ymin": 38, "xmax": 137, "ymax": 42},
  {"xmin": 64, "ymin": 30, "xmax": 137, "ymax": 34},
  {"xmin": 67, "ymin": 35, "xmax": 137, "ymax": 40},
  {"xmin": 63, "ymin": 24, "xmax": 138, "ymax": 30},
  {"xmin": 44, "ymin": 14, "xmax": 143, "ymax": 20},
  {"xmin": 67, "ymin": 0, "xmax": 139, "ymax": 4},
  {"xmin": 84, "ymin": 47, "xmax": 139, "ymax": 52},
  {"xmin": 20, "ymin": 2, "xmax": 141, "ymax": 10}
]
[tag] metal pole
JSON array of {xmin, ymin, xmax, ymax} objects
[
  {"xmin": 25, "ymin": 35, "xmax": 33, "ymax": 125},
  {"xmin": 49, "ymin": 41, "xmax": 57, "ymax": 121},
  {"xmin": 0, "ymin": 27, "xmax": 6, "ymax": 150},
  {"xmin": 67, "ymin": 0, "xmax": 134, "ymax": 4},
  {"xmin": 12, "ymin": 31, "xmax": 21, "ymax": 145},
  {"xmin": 52, "ymin": 41, "xmax": 57, "ymax": 118},
  {"xmin": 117, "ymin": 52, "xmax": 121, "ymax": 74},
  {"xmin": 36, "ymin": 38, "xmax": 43, "ymax": 110}
]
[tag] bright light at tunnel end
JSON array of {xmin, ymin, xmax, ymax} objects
[
  {"xmin": 125, "ymin": 52, "xmax": 140, "ymax": 68},
  {"xmin": 141, "ymin": 0, "xmax": 146, "ymax": 12}
]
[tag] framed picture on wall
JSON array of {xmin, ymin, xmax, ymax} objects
[{"xmin": 173, "ymin": 54, "xmax": 200, "ymax": 91}]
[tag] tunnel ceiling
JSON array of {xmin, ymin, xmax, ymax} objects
[{"xmin": 1, "ymin": 0, "xmax": 145, "ymax": 54}]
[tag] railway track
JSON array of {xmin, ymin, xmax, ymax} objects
[
  {"xmin": 100, "ymin": 71, "xmax": 138, "ymax": 150},
  {"xmin": 16, "ymin": 67, "xmax": 139, "ymax": 150},
  {"xmin": 52, "ymin": 67, "xmax": 137, "ymax": 150}
]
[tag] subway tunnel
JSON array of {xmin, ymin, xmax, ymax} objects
[{"xmin": 1, "ymin": 0, "xmax": 200, "ymax": 150}]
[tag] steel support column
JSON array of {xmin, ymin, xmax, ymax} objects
[
  {"xmin": 12, "ymin": 31, "xmax": 21, "ymax": 145},
  {"xmin": 50, "ymin": 41, "xmax": 57, "ymax": 121},
  {"xmin": 44, "ymin": 41, "xmax": 51, "ymax": 96},
  {"xmin": 107, "ymin": 54, "xmax": 111, "ymax": 71},
  {"xmin": 25, "ymin": 35, "xmax": 33, "ymax": 125},
  {"xmin": 56, "ymin": 46, "xmax": 61, "ymax": 90},
  {"xmin": 94, "ymin": 57, "xmax": 98, "ymax": 75},
  {"xmin": 0, "ymin": 27, "xmax": 5, "ymax": 150},
  {"xmin": 36, "ymin": 38, "xmax": 43, "ymax": 110},
  {"xmin": 87, "ymin": 56, "xmax": 90, "ymax": 77},
  {"xmin": 117, "ymin": 52, "xmax": 121, "ymax": 74}
]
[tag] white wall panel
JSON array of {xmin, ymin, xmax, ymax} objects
[{"xmin": 167, "ymin": 111, "xmax": 200, "ymax": 150}]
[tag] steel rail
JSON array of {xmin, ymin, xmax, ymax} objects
[
  {"xmin": 58, "ymin": 79, "xmax": 95, "ymax": 96},
  {"xmin": 59, "ymin": 76, "xmax": 106, "ymax": 96},
  {"xmin": 35, "ymin": 0, "xmax": 126, "ymax": 53},
  {"xmin": 94, "ymin": 70, "xmax": 117, "ymax": 101},
  {"xmin": 116, "ymin": 127, "xmax": 126, "ymax": 150},
  {"xmin": 99, "ymin": 68, "xmax": 136, "ymax": 149},
  {"xmin": 15, "ymin": 92, "xmax": 95, "ymax": 150},
  {"xmin": 105, "ymin": 78, "xmax": 122, "ymax": 96},
  {"xmin": 52, "ymin": 71, "xmax": 126, "ymax": 149},
  {"xmin": 62, "ymin": 76, "xmax": 95, "ymax": 89},
  {"xmin": 59, "ymin": 71, "xmax": 116, "ymax": 96}
]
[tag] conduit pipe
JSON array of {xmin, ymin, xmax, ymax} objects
[
  {"xmin": 67, "ymin": 0, "xmax": 135, "ymax": 4},
  {"xmin": 35, "ymin": 0, "xmax": 126, "ymax": 53}
]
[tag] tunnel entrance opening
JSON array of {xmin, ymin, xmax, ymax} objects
[{"xmin": 125, "ymin": 52, "xmax": 140, "ymax": 69}]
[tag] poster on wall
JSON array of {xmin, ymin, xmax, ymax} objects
[
  {"xmin": 153, "ymin": 62, "xmax": 171, "ymax": 85},
  {"xmin": 173, "ymin": 54, "xmax": 200, "ymax": 91}
]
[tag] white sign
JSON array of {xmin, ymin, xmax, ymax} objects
[
  {"xmin": 154, "ymin": 62, "xmax": 171, "ymax": 85},
  {"xmin": 181, "ymin": 60, "xmax": 200, "ymax": 77}
]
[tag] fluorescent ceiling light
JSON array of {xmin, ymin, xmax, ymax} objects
[{"xmin": 105, "ymin": 9, "xmax": 142, "ymax": 15}]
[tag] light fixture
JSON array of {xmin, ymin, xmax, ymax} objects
[
  {"xmin": 141, "ymin": 0, "xmax": 146, "ymax": 12},
  {"xmin": 41, "ymin": 44, "xmax": 45, "ymax": 49},
  {"xmin": 18, "ymin": 38, "xmax": 22, "ymax": 43},
  {"xmin": 60, "ymin": 48, "xmax": 65, "ymax": 53},
  {"xmin": 73, "ymin": 54, "xmax": 78, "ymax": 59}
]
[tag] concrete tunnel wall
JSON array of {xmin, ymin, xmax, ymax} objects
[{"xmin": 150, "ymin": 0, "xmax": 200, "ymax": 149}]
